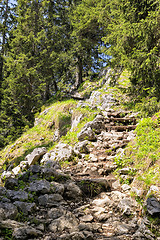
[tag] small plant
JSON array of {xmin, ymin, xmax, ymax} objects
[
  {"xmin": 1, "ymin": 228, "xmax": 13, "ymax": 240},
  {"xmin": 18, "ymin": 180, "xmax": 26, "ymax": 190},
  {"xmin": 16, "ymin": 211, "xmax": 29, "ymax": 222}
]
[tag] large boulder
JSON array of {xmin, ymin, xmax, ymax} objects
[
  {"xmin": 5, "ymin": 178, "xmax": 18, "ymax": 190},
  {"xmin": 64, "ymin": 182, "xmax": 82, "ymax": 201},
  {"xmin": 89, "ymin": 114, "xmax": 105, "ymax": 134},
  {"xmin": 88, "ymin": 91, "xmax": 115, "ymax": 110},
  {"xmin": 13, "ymin": 201, "xmax": 36, "ymax": 215},
  {"xmin": 25, "ymin": 147, "xmax": 47, "ymax": 166},
  {"xmin": 49, "ymin": 211, "xmax": 78, "ymax": 233},
  {"xmin": 13, "ymin": 226, "xmax": 42, "ymax": 240},
  {"xmin": 77, "ymin": 114, "xmax": 105, "ymax": 141},
  {"xmin": 48, "ymin": 208, "xmax": 66, "ymax": 220},
  {"xmin": 146, "ymin": 196, "xmax": 160, "ymax": 216},
  {"xmin": 38, "ymin": 193, "xmax": 63, "ymax": 207},
  {"xmin": 28, "ymin": 180, "xmax": 51, "ymax": 194},
  {"xmin": 0, "ymin": 186, "xmax": 6, "ymax": 195},
  {"xmin": 49, "ymin": 143, "xmax": 75, "ymax": 162},
  {"xmin": 6, "ymin": 190, "xmax": 28, "ymax": 201},
  {"xmin": 1, "ymin": 171, "xmax": 13, "ymax": 182},
  {"xmin": 77, "ymin": 127, "xmax": 96, "ymax": 141},
  {"xmin": 74, "ymin": 140, "xmax": 90, "ymax": 154},
  {"xmin": 50, "ymin": 181, "xmax": 65, "ymax": 195},
  {"xmin": 0, "ymin": 202, "xmax": 18, "ymax": 220}
]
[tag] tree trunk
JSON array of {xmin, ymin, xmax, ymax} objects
[
  {"xmin": 53, "ymin": 79, "xmax": 58, "ymax": 92},
  {"xmin": 45, "ymin": 82, "xmax": 50, "ymax": 101},
  {"xmin": 75, "ymin": 56, "xmax": 83, "ymax": 89},
  {"xmin": 0, "ymin": 0, "xmax": 9, "ymax": 104}
]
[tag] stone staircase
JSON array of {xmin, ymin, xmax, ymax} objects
[{"xmin": 69, "ymin": 110, "xmax": 137, "ymax": 182}]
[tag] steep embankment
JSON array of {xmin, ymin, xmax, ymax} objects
[{"xmin": 0, "ymin": 70, "xmax": 160, "ymax": 239}]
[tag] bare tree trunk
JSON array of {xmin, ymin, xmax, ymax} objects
[
  {"xmin": 53, "ymin": 79, "xmax": 58, "ymax": 92},
  {"xmin": 0, "ymin": 0, "xmax": 9, "ymax": 104},
  {"xmin": 75, "ymin": 56, "xmax": 83, "ymax": 89}
]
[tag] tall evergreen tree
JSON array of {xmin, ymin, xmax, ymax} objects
[
  {"xmin": 103, "ymin": 0, "xmax": 160, "ymax": 97},
  {"xmin": 0, "ymin": 0, "xmax": 13, "ymax": 104},
  {"xmin": 5, "ymin": 0, "xmax": 45, "ymax": 122}
]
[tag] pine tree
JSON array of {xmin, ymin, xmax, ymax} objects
[
  {"xmin": 5, "ymin": 0, "xmax": 46, "ymax": 122},
  {"xmin": 103, "ymin": 0, "xmax": 160, "ymax": 97},
  {"xmin": 0, "ymin": 0, "xmax": 12, "ymax": 105}
]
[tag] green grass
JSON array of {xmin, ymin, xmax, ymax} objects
[
  {"xmin": 0, "ymin": 99, "xmax": 77, "ymax": 168},
  {"xmin": 61, "ymin": 106, "xmax": 98, "ymax": 146},
  {"xmin": 115, "ymin": 113, "xmax": 160, "ymax": 191}
]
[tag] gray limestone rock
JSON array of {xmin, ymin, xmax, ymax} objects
[
  {"xmin": 49, "ymin": 211, "xmax": 78, "ymax": 233},
  {"xmin": 146, "ymin": 196, "xmax": 160, "ymax": 216},
  {"xmin": 13, "ymin": 226, "xmax": 42, "ymax": 240},
  {"xmin": 88, "ymin": 114, "xmax": 105, "ymax": 134},
  {"xmin": 46, "ymin": 160, "xmax": 61, "ymax": 170},
  {"xmin": 28, "ymin": 180, "xmax": 50, "ymax": 194},
  {"xmin": 6, "ymin": 190, "xmax": 28, "ymax": 201},
  {"xmin": 74, "ymin": 140, "xmax": 90, "ymax": 154},
  {"xmin": 41, "ymin": 167, "xmax": 56, "ymax": 180},
  {"xmin": 0, "ymin": 186, "xmax": 6, "ymax": 195},
  {"xmin": 1, "ymin": 197, "xmax": 11, "ymax": 203},
  {"xmin": 53, "ymin": 129, "xmax": 60, "ymax": 142},
  {"xmin": 71, "ymin": 114, "xmax": 83, "ymax": 131},
  {"xmin": 0, "ymin": 202, "xmax": 18, "ymax": 220},
  {"xmin": 92, "ymin": 195, "xmax": 111, "ymax": 207},
  {"xmin": 42, "ymin": 168, "xmax": 70, "ymax": 182},
  {"xmin": 82, "ymin": 230, "xmax": 94, "ymax": 240},
  {"xmin": 5, "ymin": 178, "xmax": 18, "ymax": 190},
  {"xmin": 0, "ymin": 219, "xmax": 24, "ymax": 229},
  {"xmin": 80, "ymin": 215, "xmax": 93, "ymax": 222},
  {"xmin": 29, "ymin": 165, "xmax": 42, "ymax": 174},
  {"xmin": 88, "ymin": 91, "xmax": 115, "ymax": 110},
  {"xmin": 38, "ymin": 193, "xmax": 63, "ymax": 207},
  {"xmin": 59, "ymin": 232, "xmax": 85, "ymax": 240},
  {"xmin": 50, "ymin": 181, "xmax": 65, "ymax": 195},
  {"xmin": 133, "ymin": 220, "xmax": 155, "ymax": 240},
  {"xmin": 78, "ymin": 223, "xmax": 93, "ymax": 232},
  {"xmin": 25, "ymin": 147, "xmax": 47, "ymax": 166},
  {"xmin": 13, "ymin": 201, "xmax": 36, "ymax": 215},
  {"xmin": 19, "ymin": 161, "xmax": 28, "ymax": 170},
  {"xmin": 1, "ymin": 171, "xmax": 13, "ymax": 182},
  {"xmin": 40, "ymin": 152, "xmax": 51, "ymax": 164},
  {"xmin": 118, "ymin": 198, "xmax": 134, "ymax": 215},
  {"xmin": 64, "ymin": 182, "xmax": 82, "ymax": 201},
  {"xmin": 77, "ymin": 127, "xmax": 96, "ymax": 141},
  {"xmin": 12, "ymin": 166, "xmax": 21, "ymax": 176},
  {"xmin": 49, "ymin": 143, "xmax": 75, "ymax": 162},
  {"xmin": 48, "ymin": 208, "xmax": 66, "ymax": 220}
]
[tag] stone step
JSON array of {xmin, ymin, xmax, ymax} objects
[
  {"xmin": 105, "ymin": 117, "xmax": 136, "ymax": 124},
  {"xmin": 106, "ymin": 111, "xmax": 131, "ymax": 118},
  {"xmin": 105, "ymin": 125, "xmax": 137, "ymax": 132}
]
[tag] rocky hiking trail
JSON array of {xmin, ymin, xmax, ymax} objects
[{"xmin": 0, "ymin": 100, "xmax": 159, "ymax": 239}]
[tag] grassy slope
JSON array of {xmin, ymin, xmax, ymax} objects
[{"xmin": 0, "ymin": 77, "xmax": 102, "ymax": 170}]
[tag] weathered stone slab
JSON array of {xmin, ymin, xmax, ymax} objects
[{"xmin": 25, "ymin": 147, "xmax": 47, "ymax": 166}]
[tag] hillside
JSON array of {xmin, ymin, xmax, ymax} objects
[{"xmin": 0, "ymin": 69, "xmax": 160, "ymax": 239}]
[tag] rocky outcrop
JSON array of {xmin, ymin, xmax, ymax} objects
[{"xmin": 25, "ymin": 147, "xmax": 47, "ymax": 166}]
